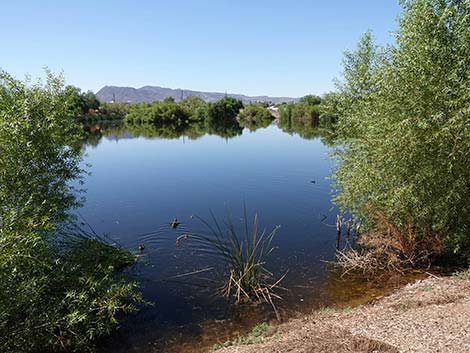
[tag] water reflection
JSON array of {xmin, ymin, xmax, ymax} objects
[
  {"xmin": 277, "ymin": 109, "xmax": 338, "ymax": 145},
  {"xmin": 82, "ymin": 116, "xmax": 337, "ymax": 147},
  {"xmin": 83, "ymin": 120, "xmax": 249, "ymax": 146}
]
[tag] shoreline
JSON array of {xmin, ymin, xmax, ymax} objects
[
  {"xmin": 217, "ymin": 273, "xmax": 470, "ymax": 353},
  {"xmin": 156, "ymin": 271, "xmax": 428, "ymax": 353}
]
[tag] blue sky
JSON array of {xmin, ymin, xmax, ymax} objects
[{"xmin": 1, "ymin": 1, "xmax": 401, "ymax": 97}]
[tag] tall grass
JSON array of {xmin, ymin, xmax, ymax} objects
[{"xmin": 178, "ymin": 209, "xmax": 286, "ymax": 319}]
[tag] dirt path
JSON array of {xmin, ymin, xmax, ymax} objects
[{"xmin": 219, "ymin": 274, "xmax": 470, "ymax": 353}]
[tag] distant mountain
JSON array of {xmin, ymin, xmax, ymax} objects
[{"xmin": 96, "ymin": 85, "xmax": 298, "ymax": 104}]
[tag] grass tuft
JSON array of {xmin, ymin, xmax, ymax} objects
[
  {"xmin": 179, "ymin": 208, "xmax": 286, "ymax": 319},
  {"xmin": 212, "ymin": 323, "xmax": 276, "ymax": 351},
  {"xmin": 453, "ymin": 269, "xmax": 470, "ymax": 280}
]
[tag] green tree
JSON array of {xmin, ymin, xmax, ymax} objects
[
  {"xmin": 82, "ymin": 90, "xmax": 99, "ymax": 110},
  {"xmin": 152, "ymin": 99, "xmax": 187, "ymax": 123},
  {"xmin": 278, "ymin": 96, "xmax": 322, "ymax": 133},
  {"xmin": 333, "ymin": 0, "xmax": 470, "ymax": 262},
  {"xmin": 0, "ymin": 71, "xmax": 143, "ymax": 352},
  {"xmin": 2, "ymin": 75, "xmax": 83, "ymax": 230},
  {"xmin": 64, "ymin": 85, "xmax": 100, "ymax": 117},
  {"xmin": 299, "ymin": 95, "xmax": 322, "ymax": 105},
  {"xmin": 206, "ymin": 96, "xmax": 244, "ymax": 136},
  {"xmin": 179, "ymin": 95, "xmax": 209, "ymax": 121},
  {"xmin": 99, "ymin": 102, "xmax": 130, "ymax": 120},
  {"xmin": 238, "ymin": 103, "xmax": 274, "ymax": 131}
]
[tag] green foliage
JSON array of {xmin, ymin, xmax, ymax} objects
[
  {"xmin": 179, "ymin": 95, "xmax": 209, "ymax": 121},
  {"xmin": 333, "ymin": 0, "xmax": 470, "ymax": 261},
  {"xmin": 299, "ymin": 94, "xmax": 322, "ymax": 105},
  {"xmin": 278, "ymin": 95, "xmax": 322, "ymax": 130},
  {"xmin": 0, "ymin": 71, "xmax": 143, "ymax": 352},
  {"xmin": 319, "ymin": 92, "xmax": 341, "ymax": 123},
  {"xmin": 82, "ymin": 91, "xmax": 100, "ymax": 111},
  {"xmin": 97, "ymin": 102, "xmax": 130, "ymax": 120},
  {"xmin": 150, "ymin": 100, "xmax": 187, "ymax": 123},
  {"xmin": 123, "ymin": 96, "xmax": 244, "ymax": 138},
  {"xmin": 453, "ymin": 269, "xmax": 470, "ymax": 280},
  {"xmin": 238, "ymin": 103, "xmax": 274, "ymax": 131},
  {"xmin": 315, "ymin": 92, "xmax": 342, "ymax": 142},
  {"xmin": 212, "ymin": 323, "xmax": 274, "ymax": 350},
  {"xmin": 197, "ymin": 96, "xmax": 244, "ymax": 137},
  {"xmin": 277, "ymin": 95, "xmax": 338, "ymax": 143},
  {"xmin": 0, "ymin": 230, "xmax": 141, "ymax": 353},
  {"xmin": 65, "ymin": 85, "xmax": 100, "ymax": 117},
  {"xmin": 0, "ymin": 71, "xmax": 83, "ymax": 230},
  {"xmin": 338, "ymin": 30, "xmax": 379, "ymax": 101},
  {"xmin": 207, "ymin": 96, "xmax": 244, "ymax": 129},
  {"xmin": 125, "ymin": 99, "xmax": 188, "ymax": 124}
]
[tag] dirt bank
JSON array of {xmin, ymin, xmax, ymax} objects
[{"xmin": 219, "ymin": 273, "xmax": 470, "ymax": 353}]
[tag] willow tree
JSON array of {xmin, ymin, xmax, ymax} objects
[
  {"xmin": 334, "ymin": 0, "xmax": 470, "ymax": 262},
  {"xmin": 0, "ymin": 71, "xmax": 142, "ymax": 352}
]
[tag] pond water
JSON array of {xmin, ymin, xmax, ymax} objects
[{"xmin": 78, "ymin": 123, "xmax": 407, "ymax": 352}]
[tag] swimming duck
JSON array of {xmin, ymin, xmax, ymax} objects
[
  {"xmin": 138, "ymin": 244, "xmax": 145, "ymax": 252},
  {"xmin": 170, "ymin": 218, "xmax": 180, "ymax": 229}
]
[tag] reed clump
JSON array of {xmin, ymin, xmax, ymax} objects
[{"xmin": 177, "ymin": 211, "xmax": 286, "ymax": 318}]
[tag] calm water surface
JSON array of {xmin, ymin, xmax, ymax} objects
[{"xmin": 78, "ymin": 123, "xmax": 399, "ymax": 352}]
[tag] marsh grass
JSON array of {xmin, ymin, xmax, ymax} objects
[{"xmin": 178, "ymin": 209, "xmax": 286, "ymax": 319}]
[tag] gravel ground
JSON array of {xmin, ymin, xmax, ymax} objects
[{"xmin": 219, "ymin": 274, "xmax": 470, "ymax": 353}]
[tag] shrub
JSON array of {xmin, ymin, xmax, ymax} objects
[
  {"xmin": 64, "ymin": 85, "xmax": 100, "ymax": 117},
  {"xmin": 278, "ymin": 95, "xmax": 322, "ymax": 130},
  {"xmin": 179, "ymin": 96, "xmax": 209, "ymax": 121},
  {"xmin": 0, "ymin": 70, "xmax": 143, "ymax": 352},
  {"xmin": 207, "ymin": 96, "xmax": 244, "ymax": 129},
  {"xmin": 125, "ymin": 100, "xmax": 188, "ymax": 124},
  {"xmin": 99, "ymin": 102, "xmax": 130, "ymax": 120},
  {"xmin": 238, "ymin": 103, "xmax": 274, "ymax": 131},
  {"xmin": 333, "ymin": 1, "xmax": 470, "ymax": 264},
  {"xmin": 299, "ymin": 94, "xmax": 322, "ymax": 106},
  {"xmin": 0, "ymin": 230, "xmax": 142, "ymax": 353}
]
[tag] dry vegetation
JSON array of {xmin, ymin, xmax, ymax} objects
[{"xmin": 335, "ymin": 211, "xmax": 447, "ymax": 277}]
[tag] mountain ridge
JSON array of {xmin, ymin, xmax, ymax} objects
[{"xmin": 96, "ymin": 85, "xmax": 299, "ymax": 104}]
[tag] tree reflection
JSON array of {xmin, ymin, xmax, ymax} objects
[{"xmin": 82, "ymin": 119, "xmax": 244, "ymax": 144}]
